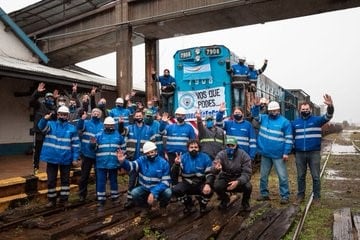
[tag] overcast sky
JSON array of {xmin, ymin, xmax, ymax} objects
[{"xmin": 1, "ymin": 1, "xmax": 359, "ymax": 124}]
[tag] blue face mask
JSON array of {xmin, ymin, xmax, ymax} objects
[
  {"xmin": 144, "ymin": 117, "xmax": 153, "ymax": 125},
  {"xmin": 226, "ymin": 147, "xmax": 235, "ymax": 159},
  {"xmin": 206, "ymin": 120, "xmax": 214, "ymax": 128},
  {"xmin": 92, "ymin": 116, "xmax": 100, "ymax": 121},
  {"xmin": 45, "ymin": 99, "xmax": 54, "ymax": 107}
]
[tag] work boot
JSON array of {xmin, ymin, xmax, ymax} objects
[
  {"xmin": 124, "ymin": 199, "xmax": 135, "ymax": 209},
  {"xmin": 280, "ymin": 198, "xmax": 289, "ymax": 205},
  {"xmin": 79, "ymin": 195, "xmax": 86, "ymax": 202},
  {"xmin": 256, "ymin": 195, "xmax": 270, "ymax": 201},
  {"xmin": 240, "ymin": 202, "xmax": 251, "ymax": 212},
  {"xmin": 45, "ymin": 201, "xmax": 56, "ymax": 208},
  {"xmin": 112, "ymin": 197, "xmax": 121, "ymax": 206},
  {"xmin": 295, "ymin": 196, "xmax": 304, "ymax": 205},
  {"xmin": 183, "ymin": 205, "xmax": 196, "ymax": 214},
  {"xmin": 97, "ymin": 201, "xmax": 105, "ymax": 212}
]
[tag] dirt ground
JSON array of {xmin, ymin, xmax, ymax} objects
[{"xmin": 1, "ymin": 130, "xmax": 359, "ymax": 239}]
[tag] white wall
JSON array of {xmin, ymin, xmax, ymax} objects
[
  {"xmin": 0, "ymin": 21, "xmax": 38, "ymax": 63},
  {"xmin": 0, "ymin": 78, "xmax": 33, "ymax": 144}
]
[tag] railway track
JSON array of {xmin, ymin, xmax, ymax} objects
[{"xmin": 1, "ymin": 131, "xmax": 359, "ymax": 239}]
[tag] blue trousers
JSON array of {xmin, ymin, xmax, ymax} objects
[
  {"xmin": 131, "ymin": 185, "xmax": 172, "ymax": 208},
  {"xmin": 259, "ymin": 156, "xmax": 290, "ymax": 199},
  {"xmin": 96, "ymin": 168, "xmax": 119, "ymax": 203},
  {"xmin": 295, "ymin": 151, "xmax": 321, "ymax": 199}
]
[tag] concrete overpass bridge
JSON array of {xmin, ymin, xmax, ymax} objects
[{"xmin": 9, "ymin": 0, "xmax": 360, "ymax": 99}]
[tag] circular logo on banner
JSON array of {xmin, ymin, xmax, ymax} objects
[{"xmin": 179, "ymin": 93, "xmax": 195, "ymax": 110}]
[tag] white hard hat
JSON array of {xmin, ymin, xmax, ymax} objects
[
  {"xmin": 267, "ymin": 101, "xmax": 280, "ymax": 111},
  {"xmin": 104, "ymin": 116, "xmax": 115, "ymax": 125},
  {"xmin": 143, "ymin": 141, "xmax": 157, "ymax": 153},
  {"xmin": 239, "ymin": 56, "xmax": 246, "ymax": 61},
  {"xmin": 57, "ymin": 106, "xmax": 70, "ymax": 114},
  {"xmin": 175, "ymin": 107, "xmax": 186, "ymax": 115},
  {"xmin": 115, "ymin": 98, "xmax": 124, "ymax": 104},
  {"xmin": 248, "ymin": 61, "xmax": 255, "ymax": 66}
]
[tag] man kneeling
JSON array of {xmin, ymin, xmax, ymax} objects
[{"xmin": 212, "ymin": 137, "xmax": 252, "ymax": 211}]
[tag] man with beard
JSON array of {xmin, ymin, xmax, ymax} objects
[{"xmin": 171, "ymin": 139, "xmax": 214, "ymax": 214}]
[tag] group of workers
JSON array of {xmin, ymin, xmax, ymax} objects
[{"xmin": 30, "ymin": 67, "xmax": 334, "ymax": 214}]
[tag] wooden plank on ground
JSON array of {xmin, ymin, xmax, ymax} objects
[
  {"xmin": 233, "ymin": 207, "xmax": 281, "ymax": 240},
  {"xmin": 258, "ymin": 205, "xmax": 299, "ymax": 240},
  {"xmin": 217, "ymin": 202, "xmax": 271, "ymax": 240},
  {"xmin": 353, "ymin": 213, "xmax": 360, "ymax": 240},
  {"xmin": 333, "ymin": 208, "xmax": 353, "ymax": 240}
]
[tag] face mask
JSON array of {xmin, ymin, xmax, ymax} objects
[
  {"xmin": 134, "ymin": 118, "xmax": 143, "ymax": 123},
  {"xmin": 92, "ymin": 116, "xmax": 100, "ymax": 121},
  {"xmin": 147, "ymin": 154, "xmax": 157, "ymax": 161},
  {"xmin": 98, "ymin": 103, "xmax": 105, "ymax": 109},
  {"xmin": 260, "ymin": 105, "xmax": 266, "ymax": 109},
  {"xmin": 144, "ymin": 117, "xmax": 153, "ymax": 125},
  {"xmin": 190, "ymin": 150, "xmax": 198, "ymax": 157},
  {"xmin": 69, "ymin": 105, "xmax": 76, "ymax": 111},
  {"xmin": 301, "ymin": 111, "xmax": 311, "ymax": 118},
  {"xmin": 104, "ymin": 127, "xmax": 115, "ymax": 133},
  {"xmin": 177, "ymin": 116, "xmax": 185, "ymax": 123},
  {"xmin": 233, "ymin": 114, "xmax": 243, "ymax": 121},
  {"xmin": 58, "ymin": 117, "xmax": 67, "ymax": 122},
  {"xmin": 116, "ymin": 104, "xmax": 123, "ymax": 108},
  {"xmin": 45, "ymin": 99, "xmax": 54, "ymax": 107},
  {"xmin": 226, "ymin": 147, "xmax": 235, "ymax": 159},
  {"xmin": 206, "ymin": 121, "xmax": 214, "ymax": 128},
  {"xmin": 82, "ymin": 101, "xmax": 89, "ymax": 107},
  {"xmin": 269, "ymin": 113, "xmax": 279, "ymax": 119}
]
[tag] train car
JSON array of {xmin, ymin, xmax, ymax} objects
[{"xmin": 172, "ymin": 45, "xmax": 298, "ymax": 121}]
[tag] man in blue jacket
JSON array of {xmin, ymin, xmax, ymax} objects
[
  {"xmin": 117, "ymin": 141, "xmax": 172, "ymax": 215},
  {"xmin": 251, "ymin": 100, "xmax": 293, "ymax": 204},
  {"xmin": 292, "ymin": 94, "xmax": 334, "ymax": 205},
  {"xmin": 38, "ymin": 106, "xmax": 80, "ymax": 208},
  {"xmin": 171, "ymin": 139, "xmax": 214, "ymax": 214},
  {"xmin": 216, "ymin": 103, "xmax": 257, "ymax": 161},
  {"xmin": 152, "ymin": 69, "xmax": 176, "ymax": 116},
  {"xmin": 77, "ymin": 108, "xmax": 104, "ymax": 202}
]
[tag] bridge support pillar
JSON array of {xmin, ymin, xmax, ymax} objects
[
  {"xmin": 145, "ymin": 38, "xmax": 159, "ymax": 102},
  {"xmin": 116, "ymin": 26, "xmax": 133, "ymax": 98}
]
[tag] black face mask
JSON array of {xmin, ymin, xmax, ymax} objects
[
  {"xmin": 104, "ymin": 128, "xmax": 115, "ymax": 133},
  {"xmin": 269, "ymin": 113, "xmax": 279, "ymax": 119},
  {"xmin": 190, "ymin": 150, "xmax": 198, "ymax": 157},
  {"xmin": 301, "ymin": 111, "xmax": 311, "ymax": 118},
  {"xmin": 58, "ymin": 118, "xmax": 67, "ymax": 123},
  {"xmin": 177, "ymin": 117, "xmax": 185, "ymax": 123},
  {"xmin": 134, "ymin": 118, "xmax": 143, "ymax": 123},
  {"xmin": 233, "ymin": 114, "xmax": 243, "ymax": 121},
  {"xmin": 147, "ymin": 154, "xmax": 157, "ymax": 161}
]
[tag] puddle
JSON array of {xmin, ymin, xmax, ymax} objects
[
  {"xmin": 324, "ymin": 143, "xmax": 360, "ymax": 155},
  {"xmin": 324, "ymin": 169, "xmax": 360, "ymax": 181}
]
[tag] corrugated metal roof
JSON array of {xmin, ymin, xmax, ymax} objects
[
  {"xmin": 0, "ymin": 55, "xmax": 116, "ymax": 89},
  {"xmin": 8, "ymin": 0, "xmax": 116, "ymax": 35}
]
